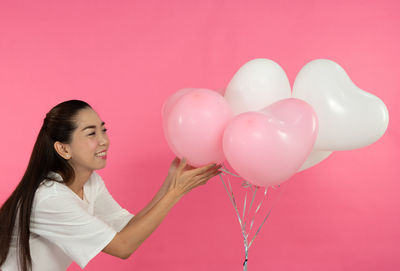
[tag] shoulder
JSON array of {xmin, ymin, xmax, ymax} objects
[
  {"xmin": 34, "ymin": 172, "xmax": 70, "ymax": 203},
  {"xmin": 33, "ymin": 188, "xmax": 79, "ymax": 216},
  {"xmin": 90, "ymin": 171, "xmax": 103, "ymax": 183},
  {"xmin": 89, "ymin": 171, "xmax": 106, "ymax": 192}
]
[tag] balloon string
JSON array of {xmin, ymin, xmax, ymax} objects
[
  {"xmin": 243, "ymin": 189, "xmax": 247, "ymax": 229},
  {"xmin": 219, "ymin": 171, "xmax": 246, "ymax": 237},
  {"xmin": 226, "ymin": 174, "xmax": 250, "ymax": 253},
  {"xmin": 220, "ymin": 163, "xmax": 287, "ymax": 270},
  {"xmin": 248, "ymin": 187, "xmax": 267, "ymax": 234},
  {"xmin": 248, "ymin": 184, "xmax": 286, "ymax": 249},
  {"xmin": 246, "ymin": 186, "xmax": 258, "ymax": 239},
  {"xmin": 221, "ymin": 166, "xmax": 268, "ymax": 238},
  {"xmin": 220, "ymin": 164, "xmax": 252, "ymax": 270},
  {"xmin": 220, "ymin": 167, "xmax": 241, "ymax": 177},
  {"xmin": 219, "ymin": 169, "xmax": 249, "ymax": 271}
]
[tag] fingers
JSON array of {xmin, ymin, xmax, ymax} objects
[
  {"xmin": 189, "ymin": 162, "xmax": 221, "ymax": 176},
  {"xmin": 204, "ymin": 167, "xmax": 222, "ymax": 180},
  {"xmin": 198, "ymin": 166, "xmax": 222, "ymax": 182},
  {"xmin": 184, "ymin": 164, "xmax": 196, "ymax": 170},
  {"xmin": 195, "ymin": 167, "xmax": 221, "ymax": 185},
  {"xmin": 203, "ymin": 165, "xmax": 222, "ymax": 178},
  {"xmin": 176, "ymin": 162, "xmax": 222, "ymax": 196}
]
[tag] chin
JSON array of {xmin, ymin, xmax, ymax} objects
[
  {"xmin": 92, "ymin": 160, "xmax": 107, "ymax": 170},
  {"xmin": 97, "ymin": 163, "xmax": 107, "ymax": 170}
]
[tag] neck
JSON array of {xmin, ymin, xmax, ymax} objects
[{"xmin": 67, "ymin": 167, "xmax": 93, "ymax": 198}]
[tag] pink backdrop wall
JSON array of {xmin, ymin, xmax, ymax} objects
[{"xmin": 1, "ymin": 0, "xmax": 399, "ymax": 270}]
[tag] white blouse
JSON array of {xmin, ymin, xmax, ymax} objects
[{"xmin": 1, "ymin": 171, "xmax": 134, "ymax": 271}]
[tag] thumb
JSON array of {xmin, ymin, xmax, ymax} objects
[
  {"xmin": 177, "ymin": 157, "xmax": 187, "ymax": 174},
  {"xmin": 172, "ymin": 157, "xmax": 179, "ymax": 165}
]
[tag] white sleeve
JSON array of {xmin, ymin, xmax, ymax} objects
[
  {"xmin": 30, "ymin": 194, "xmax": 117, "ymax": 269},
  {"xmin": 93, "ymin": 173, "xmax": 135, "ymax": 232}
]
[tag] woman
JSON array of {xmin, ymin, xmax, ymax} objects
[{"xmin": 0, "ymin": 100, "xmax": 221, "ymax": 271}]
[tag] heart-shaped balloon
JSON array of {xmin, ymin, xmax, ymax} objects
[
  {"xmin": 297, "ymin": 150, "xmax": 332, "ymax": 172},
  {"xmin": 224, "ymin": 59, "xmax": 291, "ymax": 115},
  {"xmin": 164, "ymin": 88, "xmax": 232, "ymax": 167},
  {"xmin": 292, "ymin": 59, "xmax": 389, "ymax": 150},
  {"xmin": 224, "ymin": 59, "xmax": 328, "ymax": 171},
  {"xmin": 223, "ymin": 98, "xmax": 318, "ymax": 186}
]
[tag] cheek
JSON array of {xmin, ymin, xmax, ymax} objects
[
  {"xmin": 86, "ymin": 139, "xmax": 99, "ymax": 152},
  {"xmin": 73, "ymin": 138, "xmax": 98, "ymax": 154}
]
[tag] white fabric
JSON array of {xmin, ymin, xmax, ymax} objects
[{"xmin": 1, "ymin": 171, "xmax": 134, "ymax": 271}]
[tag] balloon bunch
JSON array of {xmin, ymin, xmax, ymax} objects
[
  {"xmin": 163, "ymin": 58, "xmax": 389, "ymax": 186},
  {"xmin": 162, "ymin": 58, "xmax": 389, "ymax": 270}
]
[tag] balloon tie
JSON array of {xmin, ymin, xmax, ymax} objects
[{"xmin": 243, "ymin": 258, "xmax": 248, "ymax": 270}]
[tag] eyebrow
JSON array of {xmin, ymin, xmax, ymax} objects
[{"xmin": 81, "ymin": 122, "xmax": 105, "ymax": 131}]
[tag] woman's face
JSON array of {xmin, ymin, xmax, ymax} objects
[{"xmin": 67, "ymin": 108, "xmax": 109, "ymax": 174}]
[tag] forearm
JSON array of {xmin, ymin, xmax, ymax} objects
[
  {"xmin": 130, "ymin": 176, "xmax": 171, "ymax": 221},
  {"xmin": 119, "ymin": 190, "xmax": 181, "ymax": 256}
]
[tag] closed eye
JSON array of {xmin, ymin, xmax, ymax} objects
[
  {"xmin": 88, "ymin": 128, "xmax": 107, "ymax": 136},
  {"xmin": 87, "ymin": 125, "xmax": 107, "ymax": 136}
]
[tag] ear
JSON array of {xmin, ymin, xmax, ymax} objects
[{"xmin": 54, "ymin": 141, "xmax": 71, "ymax": 160}]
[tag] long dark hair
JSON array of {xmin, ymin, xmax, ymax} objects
[{"xmin": 0, "ymin": 100, "xmax": 92, "ymax": 271}]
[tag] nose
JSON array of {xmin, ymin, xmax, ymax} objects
[{"xmin": 99, "ymin": 132, "xmax": 109, "ymax": 146}]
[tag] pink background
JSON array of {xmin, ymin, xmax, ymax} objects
[{"xmin": 1, "ymin": 0, "xmax": 399, "ymax": 270}]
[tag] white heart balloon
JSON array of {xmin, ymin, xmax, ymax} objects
[
  {"xmin": 292, "ymin": 59, "xmax": 389, "ymax": 150},
  {"xmin": 224, "ymin": 59, "xmax": 291, "ymax": 115},
  {"xmin": 297, "ymin": 150, "xmax": 332, "ymax": 172}
]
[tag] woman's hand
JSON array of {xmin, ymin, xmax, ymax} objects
[
  {"xmin": 167, "ymin": 157, "xmax": 195, "ymax": 178},
  {"xmin": 167, "ymin": 157, "xmax": 222, "ymax": 199}
]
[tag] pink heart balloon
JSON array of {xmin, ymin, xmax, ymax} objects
[
  {"xmin": 223, "ymin": 98, "xmax": 318, "ymax": 187},
  {"xmin": 165, "ymin": 88, "xmax": 233, "ymax": 167}
]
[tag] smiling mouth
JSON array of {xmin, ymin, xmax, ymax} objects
[{"xmin": 95, "ymin": 151, "xmax": 107, "ymax": 157}]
